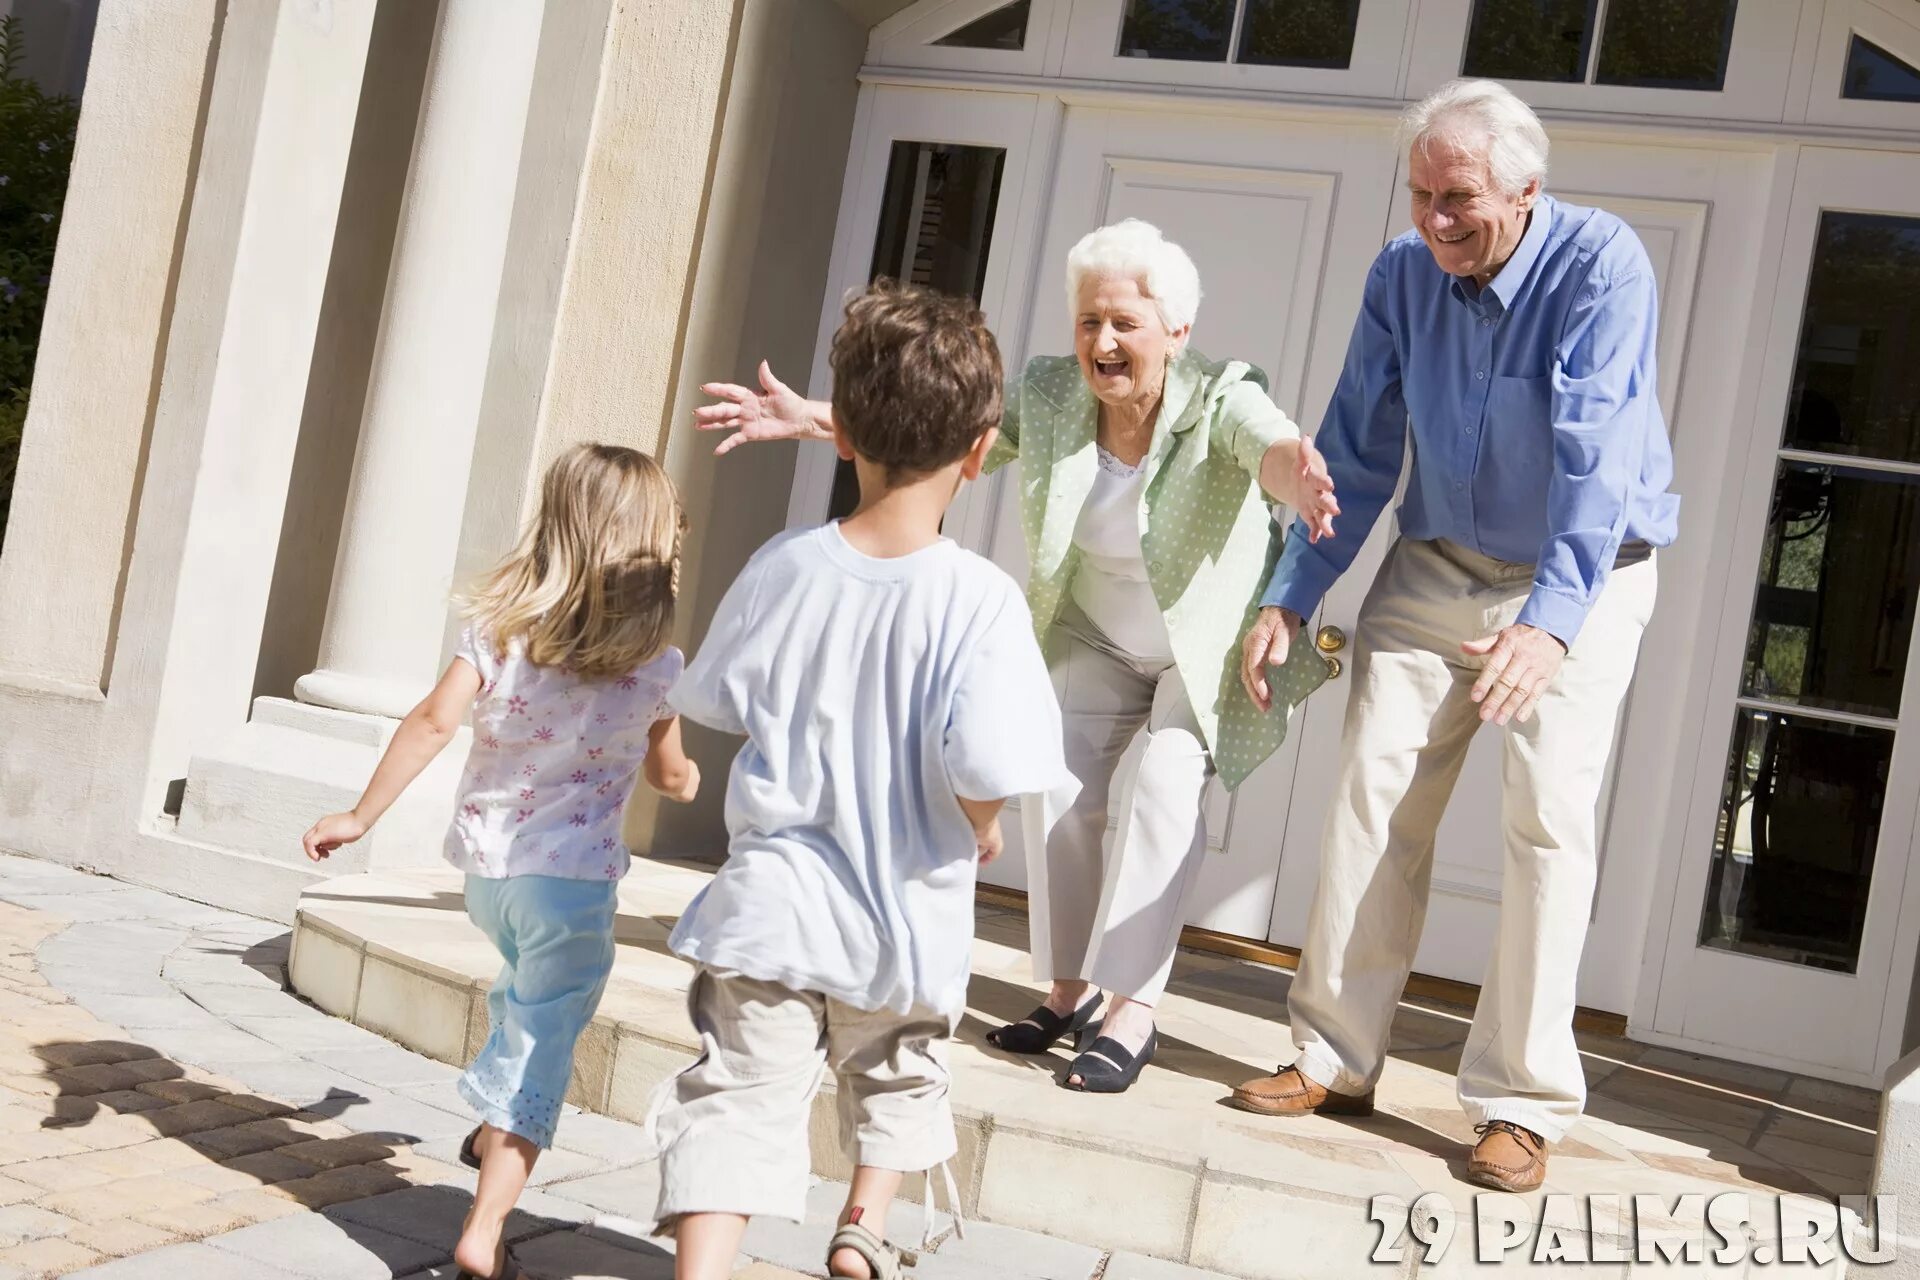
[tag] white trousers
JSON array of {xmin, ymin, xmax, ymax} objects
[
  {"xmin": 1287, "ymin": 538, "xmax": 1656, "ymax": 1141},
  {"xmin": 1022, "ymin": 603, "xmax": 1213, "ymax": 1006}
]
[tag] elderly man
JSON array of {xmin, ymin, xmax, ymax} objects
[{"xmin": 1229, "ymin": 79, "xmax": 1677, "ymax": 1193}]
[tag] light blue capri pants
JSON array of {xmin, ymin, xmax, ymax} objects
[{"xmin": 457, "ymin": 874, "xmax": 619, "ymax": 1148}]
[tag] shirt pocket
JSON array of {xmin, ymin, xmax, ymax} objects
[{"xmin": 1481, "ymin": 374, "xmax": 1555, "ymax": 528}]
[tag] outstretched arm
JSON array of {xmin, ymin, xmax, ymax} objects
[
  {"xmin": 1257, "ymin": 436, "xmax": 1340, "ymax": 542},
  {"xmin": 301, "ymin": 658, "xmax": 483, "ymax": 860},
  {"xmin": 694, "ymin": 361, "xmax": 834, "ymax": 455}
]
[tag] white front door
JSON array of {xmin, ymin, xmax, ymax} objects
[
  {"xmin": 1647, "ymin": 148, "xmax": 1920, "ymax": 1085},
  {"xmin": 979, "ymin": 105, "xmax": 1401, "ymax": 937},
  {"xmin": 1264, "ymin": 139, "xmax": 1774, "ymax": 1014}
]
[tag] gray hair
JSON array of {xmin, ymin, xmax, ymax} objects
[
  {"xmin": 1064, "ymin": 218, "xmax": 1202, "ymax": 334},
  {"xmin": 1398, "ymin": 79, "xmax": 1550, "ymax": 196}
]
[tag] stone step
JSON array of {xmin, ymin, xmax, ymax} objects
[
  {"xmin": 287, "ymin": 862, "xmax": 1880, "ymax": 1279},
  {"xmin": 176, "ymin": 697, "xmax": 465, "ymax": 878}
]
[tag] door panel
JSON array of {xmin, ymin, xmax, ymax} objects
[{"xmin": 981, "ymin": 106, "xmax": 1400, "ymax": 939}]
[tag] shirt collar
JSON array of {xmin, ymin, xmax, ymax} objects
[{"xmin": 1449, "ymin": 194, "xmax": 1554, "ymax": 315}]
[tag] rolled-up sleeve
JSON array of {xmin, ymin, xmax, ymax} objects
[
  {"xmin": 1215, "ymin": 378, "xmax": 1298, "ymax": 481},
  {"xmin": 1517, "ymin": 266, "xmax": 1658, "ymax": 645},
  {"xmin": 1261, "ymin": 253, "xmax": 1408, "ymax": 618}
]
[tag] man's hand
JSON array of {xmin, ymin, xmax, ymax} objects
[
  {"xmin": 1463, "ymin": 624, "xmax": 1565, "ymax": 725},
  {"xmin": 1240, "ymin": 606, "xmax": 1304, "ymax": 712},
  {"xmin": 975, "ymin": 816, "xmax": 1004, "ymax": 864}
]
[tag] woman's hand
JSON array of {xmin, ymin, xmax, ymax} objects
[
  {"xmin": 1240, "ymin": 606, "xmax": 1303, "ymax": 712},
  {"xmin": 1257, "ymin": 435, "xmax": 1340, "ymax": 542},
  {"xmin": 694, "ymin": 361, "xmax": 832, "ymax": 455},
  {"xmin": 1291, "ymin": 436, "xmax": 1339, "ymax": 542},
  {"xmin": 302, "ymin": 811, "xmax": 368, "ymax": 862}
]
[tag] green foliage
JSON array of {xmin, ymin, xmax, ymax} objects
[{"xmin": 0, "ymin": 15, "xmax": 80, "ymax": 550}]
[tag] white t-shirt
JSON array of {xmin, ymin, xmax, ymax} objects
[
  {"xmin": 668, "ymin": 524, "xmax": 1072, "ymax": 1017},
  {"xmin": 1069, "ymin": 445, "xmax": 1174, "ymax": 661},
  {"xmin": 446, "ymin": 626, "xmax": 683, "ymax": 881}
]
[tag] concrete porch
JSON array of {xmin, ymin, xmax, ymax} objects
[{"xmin": 286, "ymin": 859, "xmax": 1889, "ymax": 1278}]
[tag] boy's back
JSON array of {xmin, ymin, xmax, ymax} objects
[{"xmin": 669, "ymin": 522, "xmax": 1065, "ymax": 1018}]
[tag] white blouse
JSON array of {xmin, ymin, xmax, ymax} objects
[
  {"xmin": 446, "ymin": 627, "xmax": 683, "ymax": 881},
  {"xmin": 1069, "ymin": 445, "xmax": 1174, "ymax": 662}
]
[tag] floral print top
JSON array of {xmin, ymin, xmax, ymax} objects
[{"xmin": 445, "ymin": 626, "xmax": 683, "ymax": 880}]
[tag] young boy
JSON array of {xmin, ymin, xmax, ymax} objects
[{"xmin": 653, "ymin": 280, "xmax": 1071, "ymax": 1280}]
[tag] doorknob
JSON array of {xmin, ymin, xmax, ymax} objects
[{"xmin": 1316, "ymin": 625, "xmax": 1347, "ymax": 654}]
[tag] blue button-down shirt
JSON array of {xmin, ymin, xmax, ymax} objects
[{"xmin": 1261, "ymin": 194, "xmax": 1680, "ymax": 644}]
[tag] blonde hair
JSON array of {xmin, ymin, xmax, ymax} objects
[{"xmin": 462, "ymin": 443, "xmax": 685, "ymax": 679}]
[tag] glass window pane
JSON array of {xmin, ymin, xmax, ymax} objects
[
  {"xmin": 830, "ymin": 141, "xmax": 1007, "ymax": 520},
  {"xmin": 1461, "ymin": 0, "xmax": 1596, "ymax": 84},
  {"xmin": 1740, "ymin": 462, "xmax": 1920, "ymax": 719},
  {"xmin": 1698, "ymin": 711, "xmax": 1891, "ymax": 974},
  {"xmin": 1783, "ymin": 213, "xmax": 1920, "ymax": 466},
  {"xmin": 1593, "ymin": 0, "xmax": 1738, "ymax": 91},
  {"xmin": 934, "ymin": 0, "xmax": 1030, "ymax": 51},
  {"xmin": 1236, "ymin": 0, "xmax": 1361, "ymax": 69},
  {"xmin": 1118, "ymin": 0, "xmax": 1233, "ymax": 62},
  {"xmin": 1843, "ymin": 35, "xmax": 1920, "ymax": 103}
]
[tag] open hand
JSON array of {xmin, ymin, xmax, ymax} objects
[
  {"xmin": 1294, "ymin": 436, "xmax": 1339, "ymax": 542},
  {"xmin": 1240, "ymin": 606, "xmax": 1303, "ymax": 712},
  {"xmin": 1463, "ymin": 624, "xmax": 1565, "ymax": 725},
  {"xmin": 301, "ymin": 811, "xmax": 368, "ymax": 862},
  {"xmin": 693, "ymin": 361, "xmax": 818, "ymax": 455}
]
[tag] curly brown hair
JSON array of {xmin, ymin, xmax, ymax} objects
[{"xmin": 828, "ymin": 279, "xmax": 1003, "ymax": 486}]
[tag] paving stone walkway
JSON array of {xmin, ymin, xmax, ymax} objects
[{"xmin": 0, "ymin": 854, "xmax": 1217, "ymax": 1280}]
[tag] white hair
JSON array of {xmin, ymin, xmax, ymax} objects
[
  {"xmin": 1398, "ymin": 79, "xmax": 1550, "ymax": 196},
  {"xmin": 1064, "ymin": 218, "xmax": 1201, "ymax": 334}
]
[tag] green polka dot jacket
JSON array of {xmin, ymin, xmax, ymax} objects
[{"xmin": 984, "ymin": 348, "xmax": 1331, "ymax": 791}]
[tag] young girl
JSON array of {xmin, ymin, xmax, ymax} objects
[{"xmin": 301, "ymin": 443, "xmax": 699, "ymax": 1280}]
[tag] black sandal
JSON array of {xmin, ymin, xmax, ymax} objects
[
  {"xmin": 458, "ymin": 1125, "xmax": 483, "ymax": 1170},
  {"xmin": 986, "ymin": 993, "xmax": 1103, "ymax": 1055},
  {"xmin": 1065, "ymin": 1029, "xmax": 1157, "ymax": 1094}
]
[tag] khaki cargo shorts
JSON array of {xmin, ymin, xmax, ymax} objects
[{"xmin": 649, "ymin": 967, "xmax": 958, "ymax": 1226}]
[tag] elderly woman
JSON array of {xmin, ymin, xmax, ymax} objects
[{"xmin": 696, "ymin": 220, "xmax": 1338, "ymax": 1094}]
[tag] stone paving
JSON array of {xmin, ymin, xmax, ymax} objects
[{"xmin": 0, "ymin": 853, "xmax": 1156, "ymax": 1280}]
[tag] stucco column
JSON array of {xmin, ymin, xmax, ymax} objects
[{"xmin": 293, "ymin": 0, "xmax": 547, "ymax": 719}]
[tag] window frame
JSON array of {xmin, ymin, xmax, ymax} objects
[
  {"xmin": 1406, "ymin": 0, "xmax": 1800, "ymax": 123},
  {"xmin": 867, "ymin": 0, "xmax": 1071, "ymax": 76},
  {"xmin": 1057, "ymin": 0, "xmax": 1415, "ymax": 98},
  {"xmin": 1799, "ymin": 0, "xmax": 1920, "ymax": 131}
]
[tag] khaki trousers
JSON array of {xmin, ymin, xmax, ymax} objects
[{"xmin": 1287, "ymin": 538, "xmax": 1656, "ymax": 1141}]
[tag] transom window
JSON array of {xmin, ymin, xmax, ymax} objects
[
  {"xmin": 934, "ymin": 0, "xmax": 1031, "ymax": 50},
  {"xmin": 1462, "ymin": 0, "xmax": 1740, "ymax": 92},
  {"xmin": 1843, "ymin": 33, "xmax": 1920, "ymax": 104},
  {"xmin": 1117, "ymin": 0, "xmax": 1363, "ymax": 70}
]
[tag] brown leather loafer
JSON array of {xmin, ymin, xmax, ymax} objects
[
  {"xmin": 1227, "ymin": 1065, "xmax": 1375, "ymax": 1117},
  {"xmin": 1467, "ymin": 1120, "xmax": 1548, "ymax": 1192}
]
